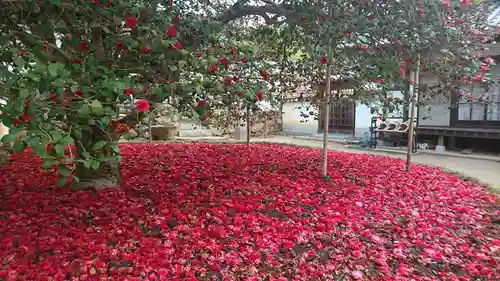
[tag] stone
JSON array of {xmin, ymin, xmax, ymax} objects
[
  {"xmin": 151, "ymin": 125, "xmax": 177, "ymax": 141},
  {"xmin": 251, "ymin": 122, "xmax": 264, "ymax": 132}
]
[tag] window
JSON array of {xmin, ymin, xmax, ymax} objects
[{"xmin": 458, "ymin": 85, "xmax": 500, "ymax": 121}]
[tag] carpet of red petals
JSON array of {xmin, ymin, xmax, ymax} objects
[{"xmin": 1, "ymin": 143, "xmax": 500, "ymax": 281}]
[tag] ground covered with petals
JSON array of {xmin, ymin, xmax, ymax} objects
[{"xmin": 1, "ymin": 143, "xmax": 500, "ymax": 281}]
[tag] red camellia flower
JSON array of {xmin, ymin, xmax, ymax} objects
[
  {"xmin": 256, "ymin": 90, "xmax": 264, "ymax": 101},
  {"xmin": 71, "ymin": 57, "xmax": 84, "ymax": 64},
  {"xmin": 375, "ymin": 78, "xmax": 385, "ymax": 83},
  {"xmin": 458, "ymin": 92, "xmax": 465, "ymax": 97},
  {"xmin": 125, "ymin": 17, "xmax": 137, "ymax": 29},
  {"xmin": 343, "ymin": 30, "xmax": 350, "ymax": 36},
  {"xmin": 241, "ymin": 57, "xmax": 248, "ymax": 63},
  {"xmin": 172, "ymin": 41, "xmax": 182, "ymax": 49},
  {"xmin": 16, "ymin": 51, "xmax": 28, "ymax": 56},
  {"xmin": 123, "ymin": 88, "xmax": 135, "ymax": 96},
  {"xmin": 115, "ymin": 42, "xmax": 126, "ymax": 49},
  {"xmin": 196, "ymin": 51, "xmax": 202, "ymax": 57},
  {"xmin": 355, "ymin": 44, "xmax": 368, "ymax": 50},
  {"xmin": 2, "ymin": 142, "xmax": 500, "ymax": 280},
  {"xmin": 135, "ymin": 99, "xmax": 150, "ymax": 112},
  {"xmin": 485, "ymin": 57, "xmax": 495, "ymax": 64},
  {"xmin": 198, "ymin": 100, "xmax": 207, "ymax": 107},
  {"xmin": 480, "ymin": 64, "xmax": 488, "ymax": 72},
  {"xmin": 140, "ymin": 47, "xmax": 150, "ymax": 54},
  {"xmin": 167, "ymin": 24, "xmax": 177, "ymax": 37},
  {"xmin": 77, "ymin": 41, "xmax": 90, "ymax": 52},
  {"xmin": 320, "ymin": 57, "xmax": 327, "ymax": 65},
  {"xmin": 223, "ymin": 77, "xmax": 233, "ymax": 85},
  {"xmin": 74, "ymin": 89, "xmax": 84, "ymax": 97},
  {"xmin": 408, "ymin": 79, "xmax": 413, "ymax": 84},
  {"xmin": 209, "ymin": 64, "xmax": 219, "ymax": 72},
  {"xmin": 417, "ymin": 8, "xmax": 424, "ymax": 14},
  {"xmin": 260, "ymin": 71, "xmax": 269, "ymax": 80},
  {"xmin": 219, "ymin": 57, "xmax": 230, "ymax": 68}
]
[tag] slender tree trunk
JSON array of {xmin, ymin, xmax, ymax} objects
[
  {"xmin": 406, "ymin": 55, "xmax": 421, "ymax": 172},
  {"xmin": 322, "ymin": 6, "xmax": 332, "ymax": 178},
  {"xmin": 246, "ymin": 106, "xmax": 250, "ymax": 145},
  {"xmin": 75, "ymin": 125, "xmax": 121, "ymax": 190}
]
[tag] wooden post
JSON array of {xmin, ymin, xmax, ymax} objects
[
  {"xmin": 148, "ymin": 112, "xmax": 153, "ymax": 142},
  {"xmin": 322, "ymin": 7, "xmax": 332, "ymax": 178},
  {"xmin": 246, "ymin": 105, "xmax": 250, "ymax": 145},
  {"xmin": 405, "ymin": 54, "xmax": 421, "ymax": 172}
]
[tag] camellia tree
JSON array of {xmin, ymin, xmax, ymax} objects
[
  {"xmin": 0, "ymin": 0, "xmax": 274, "ymax": 188},
  {"xmin": 0, "ymin": 0, "xmax": 497, "ymax": 187},
  {"xmin": 235, "ymin": 0, "xmax": 497, "ymax": 170}
]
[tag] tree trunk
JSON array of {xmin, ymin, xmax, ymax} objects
[{"xmin": 74, "ymin": 125, "xmax": 121, "ymax": 190}]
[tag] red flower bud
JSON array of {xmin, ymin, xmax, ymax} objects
[
  {"xmin": 171, "ymin": 41, "xmax": 182, "ymax": 49},
  {"xmin": 209, "ymin": 64, "xmax": 219, "ymax": 72},
  {"xmin": 167, "ymin": 24, "xmax": 177, "ymax": 37},
  {"xmin": 256, "ymin": 91, "xmax": 264, "ymax": 101},
  {"xmin": 125, "ymin": 17, "xmax": 137, "ymax": 29},
  {"xmin": 260, "ymin": 71, "xmax": 269, "ymax": 80},
  {"xmin": 123, "ymin": 88, "xmax": 135, "ymax": 96}
]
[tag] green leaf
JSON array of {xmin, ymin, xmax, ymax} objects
[
  {"xmin": 25, "ymin": 73, "xmax": 40, "ymax": 81},
  {"xmin": 19, "ymin": 89, "xmax": 30, "ymax": 99},
  {"xmin": 78, "ymin": 104, "xmax": 90, "ymax": 118},
  {"xmin": 1, "ymin": 132, "xmax": 18, "ymax": 142},
  {"xmin": 54, "ymin": 144, "xmax": 65, "ymax": 156},
  {"xmin": 58, "ymin": 165, "xmax": 71, "ymax": 176},
  {"xmin": 53, "ymin": 78, "xmax": 66, "ymax": 87},
  {"xmin": 59, "ymin": 136, "xmax": 74, "ymax": 145},
  {"xmin": 83, "ymin": 160, "xmax": 92, "ymax": 169},
  {"xmin": 91, "ymin": 160, "xmax": 101, "ymax": 170},
  {"xmin": 31, "ymin": 141, "xmax": 45, "ymax": 155},
  {"xmin": 42, "ymin": 160, "xmax": 60, "ymax": 169},
  {"xmin": 100, "ymin": 116, "xmax": 110, "ymax": 128},
  {"xmin": 72, "ymin": 129, "xmax": 83, "ymax": 140},
  {"xmin": 90, "ymin": 100, "xmax": 103, "ymax": 116},
  {"xmin": 93, "ymin": 140, "xmax": 107, "ymax": 150},
  {"xmin": 48, "ymin": 63, "xmax": 62, "ymax": 76},
  {"xmin": 56, "ymin": 177, "xmax": 67, "ymax": 188},
  {"xmin": 49, "ymin": 130, "xmax": 62, "ymax": 141},
  {"xmin": 72, "ymin": 175, "xmax": 80, "ymax": 183},
  {"xmin": 110, "ymin": 143, "xmax": 120, "ymax": 153},
  {"xmin": 49, "ymin": 0, "xmax": 62, "ymax": 6},
  {"xmin": 14, "ymin": 56, "xmax": 25, "ymax": 68},
  {"xmin": 12, "ymin": 140, "xmax": 27, "ymax": 153}
]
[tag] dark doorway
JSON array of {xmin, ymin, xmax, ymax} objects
[{"xmin": 318, "ymin": 99, "xmax": 356, "ymax": 135}]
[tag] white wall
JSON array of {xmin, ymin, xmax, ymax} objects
[
  {"xmin": 0, "ymin": 99, "xmax": 7, "ymax": 140},
  {"xmin": 417, "ymin": 72, "xmax": 450, "ymax": 127}
]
